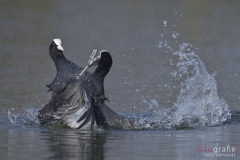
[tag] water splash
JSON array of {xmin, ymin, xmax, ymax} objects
[
  {"xmin": 7, "ymin": 42, "xmax": 232, "ymax": 130},
  {"xmin": 136, "ymin": 42, "xmax": 231, "ymax": 129},
  {"xmin": 8, "ymin": 107, "xmax": 72, "ymax": 129},
  {"xmin": 8, "ymin": 107, "xmax": 40, "ymax": 127}
]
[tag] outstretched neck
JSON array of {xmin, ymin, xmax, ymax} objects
[
  {"xmin": 92, "ymin": 52, "xmax": 112, "ymax": 81},
  {"xmin": 50, "ymin": 50, "xmax": 66, "ymax": 62},
  {"xmin": 92, "ymin": 65, "xmax": 111, "ymax": 81}
]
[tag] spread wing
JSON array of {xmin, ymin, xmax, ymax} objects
[
  {"xmin": 55, "ymin": 80, "xmax": 97, "ymax": 130},
  {"xmin": 40, "ymin": 79, "xmax": 97, "ymax": 130},
  {"xmin": 46, "ymin": 59, "xmax": 85, "ymax": 93}
]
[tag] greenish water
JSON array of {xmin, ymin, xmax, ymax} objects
[{"xmin": 1, "ymin": 1, "xmax": 240, "ymax": 159}]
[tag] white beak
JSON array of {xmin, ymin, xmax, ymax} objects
[{"xmin": 57, "ymin": 45, "xmax": 64, "ymax": 51}]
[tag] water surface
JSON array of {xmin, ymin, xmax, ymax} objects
[{"xmin": 1, "ymin": 0, "xmax": 240, "ymax": 159}]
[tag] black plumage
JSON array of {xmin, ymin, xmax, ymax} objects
[
  {"xmin": 46, "ymin": 39, "xmax": 87, "ymax": 93},
  {"xmin": 38, "ymin": 39, "xmax": 133, "ymax": 130}
]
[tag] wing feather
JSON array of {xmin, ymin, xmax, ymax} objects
[{"xmin": 54, "ymin": 80, "xmax": 97, "ymax": 130}]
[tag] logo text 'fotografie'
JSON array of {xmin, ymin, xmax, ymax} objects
[{"xmin": 196, "ymin": 145, "xmax": 237, "ymax": 158}]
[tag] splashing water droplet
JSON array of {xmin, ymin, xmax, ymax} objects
[
  {"xmin": 135, "ymin": 42, "xmax": 231, "ymax": 129},
  {"xmin": 163, "ymin": 21, "xmax": 167, "ymax": 27}
]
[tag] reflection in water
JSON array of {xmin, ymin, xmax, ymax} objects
[
  {"xmin": 45, "ymin": 131, "xmax": 105, "ymax": 160},
  {"xmin": 4, "ymin": 124, "xmax": 106, "ymax": 160},
  {"xmin": 1, "ymin": 0, "xmax": 240, "ymax": 160},
  {"xmin": 2, "ymin": 123, "xmax": 239, "ymax": 160}
]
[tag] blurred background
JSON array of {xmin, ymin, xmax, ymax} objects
[
  {"xmin": 1, "ymin": 1, "xmax": 240, "ymax": 159},
  {"xmin": 1, "ymin": 0, "xmax": 240, "ymax": 114}
]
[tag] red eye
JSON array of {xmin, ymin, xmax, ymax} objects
[{"xmin": 53, "ymin": 43, "xmax": 56, "ymax": 45}]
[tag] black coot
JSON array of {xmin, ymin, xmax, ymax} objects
[
  {"xmin": 38, "ymin": 39, "xmax": 133, "ymax": 130},
  {"xmin": 80, "ymin": 51, "xmax": 133, "ymax": 129},
  {"xmin": 46, "ymin": 38, "xmax": 87, "ymax": 93}
]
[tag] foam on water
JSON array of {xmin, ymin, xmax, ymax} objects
[{"xmin": 135, "ymin": 42, "xmax": 231, "ymax": 129}]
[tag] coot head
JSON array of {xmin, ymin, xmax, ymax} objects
[
  {"xmin": 99, "ymin": 51, "xmax": 112, "ymax": 68},
  {"xmin": 79, "ymin": 50, "xmax": 112, "ymax": 97},
  {"xmin": 49, "ymin": 38, "xmax": 64, "ymax": 60},
  {"xmin": 92, "ymin": 50, "xmax": 112, "ymax": 79}
]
